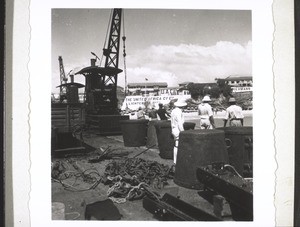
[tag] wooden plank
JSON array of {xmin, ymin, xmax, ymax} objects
[
  {"xmin": 51, "ymin": 115, "xmax": 68, "ymax": 119},
  {"xmin": 69, "ymin": 109, "xmax": 80, "ymax": 113},
  {"xmin": 52, "ymin": 121, "xmax": 68, "ymax": 125},
  {"xmin": 52, "ymin": 109, "xmax": 67, "ymax": 114},
  {"xmin": 54, "ymin": 146, "xmax": 86, "ymax": 153},
  {"xmin": 52, "ymin": 119, "xmax": 67, "ymax": 123}
]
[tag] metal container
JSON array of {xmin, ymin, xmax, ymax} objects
[
  {"xmin": 155, "ymin": 121, "xmax": 196, "ymax": 159},
  {"xmin": 183, "ymin": 122, "xmax": 196, "ymax": 130},
  {"xmin": 174, "ymin": 129, "xmax": 228, "ymax": 189},
  {"xmin": 146, "ymin": 120, "xmax": 159, "ymax": 148},
  {"xmin": 217, "ymin": 127, "xmax": 253, "ymax": 177},
  {"xmin": 120, "ymin": 119, "xmax": 149, "ymax": 147},
  {"xmin": 155, "ymin": 120, "xmax": 174, "ymax": 159},
  {"xmin": 67, "ymin": 85, "xmax": 79, "ymax": 103}
]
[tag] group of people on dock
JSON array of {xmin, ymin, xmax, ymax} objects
[
  {"xmin": 170, "ymin": 95, "xmax": 244, "ymax": 164},
  {"xmin": 134, "ymin": 95, "xmax": 245, "ymax": 164},
  {"xmin": 138, "ymin": 103, "xmax": 171, "ymax": 121}
]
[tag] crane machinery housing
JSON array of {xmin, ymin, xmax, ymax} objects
[
  {"xmin": 51, "ymin": 56, "xmax": 86, "ymax": 156},
  {"xmin": 51, "ymin": 8, "xmax": 129, "ymax": 156},
  {"xmin": 75, "ymin": 8, "xmax": 129, "ymax": 134}
]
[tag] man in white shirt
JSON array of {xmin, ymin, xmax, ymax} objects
[
  {"xmin": 223, "ymin": 97, "xmax": 244, "ymax": 127},
  {"xmin": 171, "ymin": 99, "xmax": 187, "ymax": 164},
  {"xmin": 198, "ymin": 95, "xmax": 215, "ymax": 129}
]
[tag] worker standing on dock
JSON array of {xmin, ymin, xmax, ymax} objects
[
  {"xmin": 198, "ymin": 96, "xmax": 215, "ymax": 129},
  {"xmin": 223, "ymin": 97, "xmax": 244, "ymax": 127},
  {"xmin": 171, "ymin": 100, "xmax": 187, "ymax": 164},
  {"xmin": 157, "ymin": 103, "xmax": 171, "ymax": 120},
  {"xmin": 148, "ymin": 106, "xmax": 158, "ymax": 120}
]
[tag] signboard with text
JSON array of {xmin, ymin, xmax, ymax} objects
[
  {"xmin": 232, "ymin": 87, "xmax": 253, "ymax": 93},
  {"xmin": 121, "ymin": 94, "xmax": 191, "ymax": 110}
]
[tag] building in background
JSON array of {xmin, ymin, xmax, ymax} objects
[
  {"xmin": 127, "ymin": 82, "xmax": 168, "ymax": 96},
  {"xmin": 122, "ymin": 82, "xmax": 191, "ymax": 110},
  {"xmin": 223, "ymin": 75, "xmax": 253, "ymax": 93}
]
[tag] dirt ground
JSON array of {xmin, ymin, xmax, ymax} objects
[{"xmin": 51, "ymin": 131, "xmax": 230, "ymax": 221}]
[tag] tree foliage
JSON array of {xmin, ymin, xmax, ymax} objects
[
  {"xmin": 187, "ymin": 81, "xmax": 232, "ymax": 99},
  {"xmin": 215, "ymin": 78, "xmax": 232, "ymax": 97}
]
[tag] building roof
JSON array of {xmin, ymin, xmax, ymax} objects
[
  {"xmin": 128, "ymin": 82, "xmax": 168, "ymax": 87},
  {"xmin": 190, "ymin": 82, "xmax": 217, "ymax": 86},
  {"xmin": 117, "ymin": 86, "xmax": 124, "ymax": 91},
  {"xmin": 224, "ymin": 75, "xmax": 252, "ymax": 81},
  {"xmin": 165, "ymin": 86, "xmax": 180, "ymax": 89},
  {"xmin": 56, "ymin": 82, "xmax": 85, "ymax": 88},
  {"xmin": 75, "ymin": 66, "xmax": 123, "ymax": 76},
  {"xmin": 178, "ymin": 81, "xmax": 192, "ymax": 86}
]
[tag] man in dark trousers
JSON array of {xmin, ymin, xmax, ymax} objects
[
  {"xmin": 148, "ymin": 106, "xmax": 158, "ymax": 120},
  {"xmin": 157, "ymin": 103, "xmax": 170, "ymax": 120}
]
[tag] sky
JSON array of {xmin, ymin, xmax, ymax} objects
[{"xmin": 52, "ymin": 8, "xmax": 252, "ymax": 93}]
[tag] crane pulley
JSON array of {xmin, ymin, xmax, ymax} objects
[{"xmin": 121, "ymin": 10, "xmax": 128, "ymax": 96}]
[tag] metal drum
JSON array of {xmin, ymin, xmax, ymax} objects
[
  {"xmin": 155, "ymin": 121, "xmax": 196, "ymax": 159},
  {"xmin": 174, "ymin": 129, "xmax": 228, "ymax": 190},
  {"xmin": 155, "ymin": 120, "xmax": 174, "ymax": 159},
  {"xmin": 146, "ymin": 120, "xmax": 159, "ymax": 148},
  {"xmin": 218, "ymin": 127, "xmax": 253, "ymax": 178},
  {"xmin": 183, "ymin": 122, "xmax": 196, "ymax": 130},
  {"xmin": 67, "ymin": 85, "xmax": 79, "ymax": 103},
  {"xmin": 120, "ymin": 119, "xmax": 149, "ymax": 147}
]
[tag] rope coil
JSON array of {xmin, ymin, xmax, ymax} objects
[{"xmin": 104, "ymin": 158, "xmax": 174, "ymax": 203}]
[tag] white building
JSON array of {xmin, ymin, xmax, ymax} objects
[{"xmin": 224, "ymin": 75, "xmax": 253, "ymax": 87}]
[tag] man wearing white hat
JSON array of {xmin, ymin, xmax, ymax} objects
[
  {"xmin": 171, "ymin": 99, "xmax": 187, "ymax": 164},
  {"xmin": 223, "ymin": 97, "xmax": 244, "ymax": 127},
  {"xmin": 198, "ymin": 95, "xmax": 215, "ymax": 129}
]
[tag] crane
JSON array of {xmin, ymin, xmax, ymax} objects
[
  {"xmin": 75, "ymin": 8, "xmax": 129, "ymax": 134},
  {"xmin": 58, "ymin": 56, "xmax": 68, "ymax": 102},
  {"xmin": 52, "ymin": 56, "xmax": 86, "ymax": 155},
  {"xmin": 76, "ymin": 9, "xmax": 124, "ymax": 115},
  {"xmin": 57, "ymin": 56, "xmax": 85, "ymax": 103}
]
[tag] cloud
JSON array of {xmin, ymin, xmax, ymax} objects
[
  {"xmin": 125, "ymin": 41, "xmax": 252, "ymax": 87},
  {"xmin": 52, "ymin": 41, "xmax": 252, "ymax": 92}
]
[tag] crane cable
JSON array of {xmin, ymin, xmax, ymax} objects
[
  {"xmin": 122, "ymin": 10, "xmax": 128, "ymax": 96},
  {"xmin": 100, "ymin": 9, "xmax": 113, "ymax": 67}
]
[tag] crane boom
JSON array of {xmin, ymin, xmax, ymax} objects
[
  {"xmin": 102, "ymin": 9, "xmax": 122, "ymax": 107},
  {"xmin": 104, "ymin": 9, "xmax": 122, "ymax": 69},
  {"xmin": 58, "ymin": 56, "xmax": 68, "ymax": 101},
  {"xmin": 76, "ymin": 9, "xmax": 123, "ymax": 114},
  {"xmin": 74, "ymin": 8, "xmax": 129, "ymax": 134}
]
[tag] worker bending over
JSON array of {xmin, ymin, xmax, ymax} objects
[
  {"xmin": 171, "ymin": 100, "xmax": 187, "ymax": 164},
  {"xmin": 223, "ymin": 97, "xmax": 244, "ymax": 127},
  {"xmin": 198, "ymin": 95, "xmax": 215, "ymax": 129}
]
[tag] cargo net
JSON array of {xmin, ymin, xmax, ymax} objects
[{"xmin": 103, "ymin": 158, "xmax": 175, "ymax": 203}]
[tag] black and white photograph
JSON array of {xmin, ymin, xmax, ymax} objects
[
  {"xmin": 50, "ymin": 8, "xmax": 253, "ymax": 221},
  {"xmin": 6, "ymin": 0, "xmax": 295, "ymax": 226}
]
